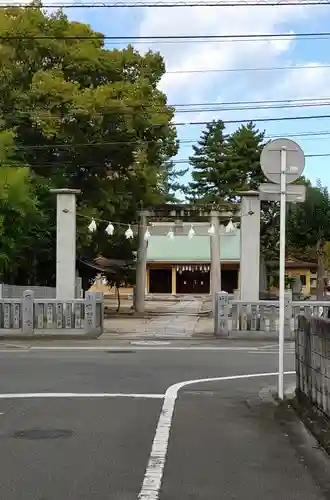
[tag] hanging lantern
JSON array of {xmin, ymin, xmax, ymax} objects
[
  {"xmin": 144, "ymin": 228, "xmax": 151, "ymax": 241},
  {"xmin": 188, "ymin": 225, "xmax": 195, "ymax": 239},
  {"xmin": 88, "ymin": 218, "xmax": 97, "ymax": 233},
  {"xmin": 125, "ymin": 225, "xmax": 134, "ymax": 239},
  {"xmin": 105, "ymin": 222, "xmax": 114, "ymax": 236},
  {"xmin": 208, "ymin": 224, "xmax": 215, "ymax": 235},
  {"xmin": 226, "ymin": 218, "xmax": 235, "ymax": 233},
  {"xmin": 167, "ymin": 228, "xmax": 174, "ymax": 239}
]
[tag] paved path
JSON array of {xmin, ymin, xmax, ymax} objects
[
  {"xmin": 0, "ymin": 345, "xmax": 329, "ymax": 499},
  {"xmin": 104, "ymin": 297, "xmax": 202, "ymax": 338}
]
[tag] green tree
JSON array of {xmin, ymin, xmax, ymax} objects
[
  {"xmin": 188, "ymin": 120, "xmax": 229, "ymax": 203},
  {"xmin": 188, "ymin": 120, "xmax": 265, "ymax": 204},
  {"xmin": 0, "ymin": 130, "xmax": 53, "ymax": 284},
  {"xmin": 287, "ymin": 181, "xmax": 330, "ymax": 298},
  {"xmin": 0, "ymin": 4, "xmax": 181, "ymax": 285},
  {"xmin": 225, "ymin": 122, "xmax": 265, "ymax": 191}
]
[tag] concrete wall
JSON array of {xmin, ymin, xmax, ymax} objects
[
  {"xmin": 0, "ymin": 280, "xmax": 82, "ymax": 299},
  {"xmin": 296, "ymin": 316, "xmax": 330, "ymax": 418},
  {"xmin": 0, "ymin": 284, "xmax": 56, "ymax": 299}
]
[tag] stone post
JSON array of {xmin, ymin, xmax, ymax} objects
[
  {"xmin": 210, "ymin": 210, "xmax": 221, "ymax": 316},
  {"xmin": 135, "ymin": 210, "xmax": 148, "ymax": 313},
  {"xmin": 51, "ymin": 189, "xmax": 81, "ymax": 300},
  {"xmin": 214, "ymin": 291, "xmax": 229, "ymax": 336},
  {"xmin": 22, "ymin": 289, "xmax": 34, "ymax": 335},
  {"xmin": 239, "ymin": 191, "xmax": 261, "ymax": 302},
  {"xmin": 84, "ymin": 291, "xmax": 97, "ymax": 335}
]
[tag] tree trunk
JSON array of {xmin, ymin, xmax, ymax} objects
[
  {"xmin": 116, "ymin": 283, "xmax": 121, "ymax": 313},
  {"xmin": 316, "ymin": 238, "xmax": 325, "ymax": 300}
]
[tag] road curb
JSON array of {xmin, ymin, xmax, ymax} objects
[
  {"xmin": 258, "ymin": 382, "xmax": 296, "ymax": 405},
  {"xmin": 0, "ymin": 334, "xmax": 101, "ymax": 342}
]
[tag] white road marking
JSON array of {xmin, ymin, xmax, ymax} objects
[
  {"xmin": 138, "ymin": 370, "xmax": 295, "ymax": 500},
  {"xmin": 0, "ymin": 393, "xmax": 164, "ymax": 400},
  {"xmin": 0, "ymin": 345, "xmax": 276, "ymax": 352},
  {"xmin": 247, "ymin": 350, "xmax": 294, "ymax": 354},
  {"xmin": 131, "ymin": 341, "xmax": 171, "ymax": 346}
]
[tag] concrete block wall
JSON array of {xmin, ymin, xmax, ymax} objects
[{"xmin": 296, "ymin": 316, "xmax": 330, "ymax": 418}]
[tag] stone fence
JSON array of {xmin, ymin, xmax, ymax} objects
[
  {"xmin": 0, "ymin": 290, "xmax": 103, "ymax": 338},
  {"xmin": 295, "ymin": 316, "xmax": 330, "ymax": 419},
  {"xmin": 215, "ymin": 292, "xmax": 330, "ymax": 338},
  {"xmin": 0, "ymin": 279, "xmax": 83, "ymax": 300}
]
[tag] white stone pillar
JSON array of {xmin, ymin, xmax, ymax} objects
[
  {"xmin": 135, "ymin": 210, "xmax": 148, "ymax": 313},
  {"xmin": 239, "ymin": 191, "xmax": 261, "ymax": 302},
  {"xmin": 210, "ymin": 210, "xmax": 221, "ymax": 316},
  {"xmin": 51, "ymin": 189, "xmax": 81, "ymax": 300}
]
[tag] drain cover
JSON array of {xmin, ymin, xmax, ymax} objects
[{"xmin": 13, "ymin": 429, "xmax": 74, "ymax": 440}]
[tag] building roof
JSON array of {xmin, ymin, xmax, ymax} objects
[
  {"xmin": 146, "ymin": 232, "xmax": 240, "ymax": 263},
  {"xmin": 267, "ymin": 259, "xmax": 317, "ymax": 269}
]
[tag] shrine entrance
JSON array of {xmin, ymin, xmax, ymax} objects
[{"xmin": 176, "ymin": 266, "xmax": 210, "ymax": 294}]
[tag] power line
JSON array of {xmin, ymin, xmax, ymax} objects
[
  {"xmin": 167, "ymin": 63, "xmax": 330, "ymax": 74},
  {"xmin": 0, "ymin": 32, "xmax": 329, "ymax": 41},
  {"xmin": 2, "ymin": 0, "xmax": 330, "ymax": 7},
  {"xmin": 103, "ymin": 36, "xmax": 330, "ymax": 45},
  {"xmin": 1, "ymin": 151, "xmax": 328, "ymax": 170},
  {"xmin": 172, "ymin": 102, "xmax": 330, "ymax": 112},
  {"xmin": 168, "ymin": 153, "xmax": 330, "ymax": 163},
  {"xmin": 2, "ymin": 110, "xmax": 330, "ymax": 126},
  {"xmin": 173, "ymin": 97, "xmax": 330, "ymax": 107},
  {"xmin": 6, "ymin": 130, "xmax": 330, "ymax": 151},
  {"xmin": 174, "ymin": 114, "xmax": 330, "ymax": 126},
  {"xmin": 2, "ymin": 98, "xmax": 330, "ymax": 118}
]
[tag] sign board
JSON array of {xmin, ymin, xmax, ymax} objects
[
  {"xmin": 259, "ymin": 183, "xmax": 306, "ymax": 203},
  {"xmin": 260, "ymin": 138, "xmax": 305, "ymax": 185}
]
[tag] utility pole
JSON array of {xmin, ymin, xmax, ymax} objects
[{"xmin": 260, "ymin": 138, "xmax": 305, "ymax": 400}]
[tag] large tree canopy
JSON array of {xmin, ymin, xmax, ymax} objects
[{"xmin": 0, "ymin": 3, "xmax": 181, "ymax": 285}]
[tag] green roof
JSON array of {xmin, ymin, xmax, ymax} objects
[{"xmin": 147, "ymin": 231, "xmax": 240, "ymax": 262}]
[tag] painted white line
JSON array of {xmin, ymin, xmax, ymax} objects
[
  {"xmin": 0, "ymin": 345, "xmax": 265, "ymax": 352},
  {"xmin": 247, "ymin": 350, "xmax": 294, "ymax": 354},
  {"xmin": 0, "ymin": 393, "xmax": 164, "ymax": 400},
  {"xmin": 131, "ymin": 341, "xmax": 171, "ymax": 346},
  {"xmin": 138, "ymin": 370, "xmax": 295, "ymax": 500}
]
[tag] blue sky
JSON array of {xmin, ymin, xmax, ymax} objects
[{"xmin": 58, "ymin": 3, "xmax": 330, "ymax": 190}]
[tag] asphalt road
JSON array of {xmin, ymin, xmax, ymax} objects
[{"xmin": 0, "ymin": 343, "xmax": 329, "ymax": 500}]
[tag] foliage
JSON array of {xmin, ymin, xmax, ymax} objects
[
  {"xmin": 0, "ymin": 130, "xmax": 53, "ymax": 283},
  {"xmin": 187, "ymin": 119, "xmax": 281, "ymax": 261},
  {"xmin": 287, "ymin": 181, "xmax": 330, "ymax": 250},
  {"xmin": 187, "ymin": 120, "xmax": 265, "ymax": 205},
  {"xmin": 286, "ymin": 181, "xmax": 330, "ymax": 296},
  {"xmin": 0, "ymin": 4, "xmax": 182, "ymax": 286}
]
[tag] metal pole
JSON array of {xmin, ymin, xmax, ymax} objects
[
  {"xmin": 135, "ymin": 211, "xmax": 148, "ymax": 313},
  {"xmin": 210, "ymin": 210, "xmax": 221, "ymax": 317},
  {"xmin": 278, "ymin": 147, "xmax": 287, "ymax": 400}
]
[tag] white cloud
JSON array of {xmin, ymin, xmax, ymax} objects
[
  {"xmin": 138, "ymin": 3, "xmax": 324, "ymax": 106},
  {"xmin": 273, "ymin": 63, "xmax": 330, "ymax": 99}
]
